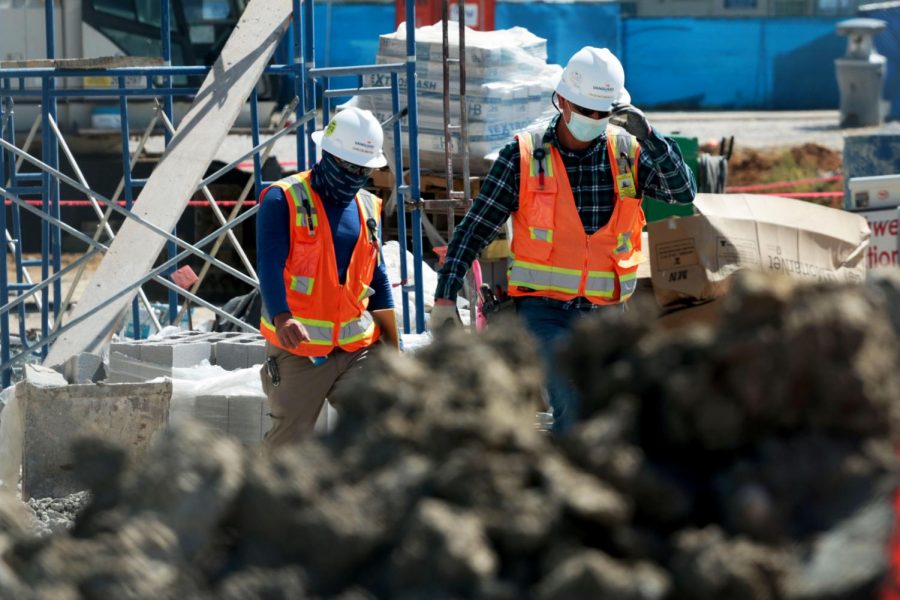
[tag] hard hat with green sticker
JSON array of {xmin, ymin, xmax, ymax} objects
[{"xmin": 310, "ymin": 106, "xmax": 387, "ymax": 168}]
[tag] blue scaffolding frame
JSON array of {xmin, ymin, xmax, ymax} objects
[{"xmin": 0, "ymin": 0, "xmax": 426, "ymax": 387}]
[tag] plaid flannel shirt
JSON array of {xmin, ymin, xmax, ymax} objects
[{"xmin": 435, "ymin": 115, "xmax": 697, "ymax": 310}]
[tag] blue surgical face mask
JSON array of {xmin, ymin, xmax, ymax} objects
[
  {"xmin": 565, "ymin": 111, "xmax": 609, "ymax": 142},
  {"xmin": 311, "ymin": 152, "xmax": 371, "ymax": 205}
]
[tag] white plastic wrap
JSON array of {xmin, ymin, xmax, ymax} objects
[
  {"xmin": 0, "ymin": 385, "xmax": 23, "ymax": 493},
  {"xmin": 165, "ymin": 362, "xmax": 263, "ymax": 428},
  {"xmin": 354, "ymin": 23, "xmax": 561, "ymax": 174}
]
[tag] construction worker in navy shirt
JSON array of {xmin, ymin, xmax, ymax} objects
[{"xmin": 257, "ymin": 107, "xmax": 398, "ymax": 449}]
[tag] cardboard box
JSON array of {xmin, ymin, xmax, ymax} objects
[
  {"xmin": 658, "ymin": 299, "xmax": 723, "ymax": 330},
  {"xmin": 648, "ymin": 194, "xmax": 870, "ymax": 308}
]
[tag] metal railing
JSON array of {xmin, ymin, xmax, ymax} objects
[{"xmin": 0, "ymin": 0, "xmax": 426, "ymax": 386}]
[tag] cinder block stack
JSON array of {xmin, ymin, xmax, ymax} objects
[
  {"xmin": 108, "ymin": 331, "xmax": 265, "ymax": 382},
  {"xmin": 212, "ymin": 333, "xmax": 267, "ymax": 371},
  {"xmin": 105, "ymin": 330, "xmax": 271, "ymax": 446}
]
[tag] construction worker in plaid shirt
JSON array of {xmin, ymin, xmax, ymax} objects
[{"xmin": 431, "ymin": 47, "xmax": 697, "ymax": 432}]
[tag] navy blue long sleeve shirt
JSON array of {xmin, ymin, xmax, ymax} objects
[{"xmin": 257, "ymin": 185, "xmax": 394, "ymax": 320}]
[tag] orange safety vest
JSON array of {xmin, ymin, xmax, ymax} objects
[
  {"xmin": 259, "ymin": 171, "xmax": 383, "ymax": 356},
  {"xmin": 508, "ymin": 127, "xmax": 645, "ymax": 305}
]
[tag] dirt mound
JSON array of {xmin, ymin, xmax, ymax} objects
[
  {"xmin": 0, "ymin": 270, "xmax": 897, "ymax": 599},
  {"xmin": 728, "ymin": 143, "xmax": 842, "ymax": 187},
  {"xmin": 790, "ymin": 143, "xmax": 842, "ymax": 172}
]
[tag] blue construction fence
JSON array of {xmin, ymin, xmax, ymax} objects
[{"xmin": 296, "ymin": 2, "xmax": 899, "ymax": 114}]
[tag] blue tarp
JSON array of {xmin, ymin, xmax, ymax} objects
[
  {"xmin": 495, "ymin": 2, "xmax": 622, "ymax": 67},
  {"xmin": 622, "ymin": 18, "xmax": 845, "ymax": 109},
  {"xmin": 291, "ymin": 3, "xmax": 862, "ymax": 112},
  {"xmin": 859, "ymin": 4, "xmax": 900, "ymax": 119}
]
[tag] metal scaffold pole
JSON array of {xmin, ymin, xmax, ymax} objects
[
  {"xmin": 0, "ymin": 0, "xmax": 424, "ymax": 383},
  {"xmin": 405, "ymin": 0, "xmax": 425, "ymax": 334}
]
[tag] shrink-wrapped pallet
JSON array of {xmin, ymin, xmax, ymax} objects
[{"xmin": 352, "ymin": 23, "xmax": 561, "ymax": 175}]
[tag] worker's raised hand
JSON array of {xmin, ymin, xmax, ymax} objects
[
  {"xmin": 274, "ymin": 313, "xmax": 310, "ymax": 349},
  {"xmin": 610, "ymin": 102, "xmax": 652, "ymax": 141},
  {"xmin": 428, "ymin": 299, "xmax": 463, "ymax": 334}
]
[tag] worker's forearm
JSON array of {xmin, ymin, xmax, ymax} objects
[
  {"xmin": 371, "ymin": 308, "xmax": 400, "ymax": 351},
  {"xmin": 638, "ymin": 130, "xmax": 698, "ymax": 204},
  {"xmin": 435, "ymin": 207, "xmax": 507, "ymax": 300},
  {"xmin": 436, "ymin": 144, "xmax": 519, "ymax": 300}
]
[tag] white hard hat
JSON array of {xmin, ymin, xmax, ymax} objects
[
  {"xmin": 311, "ymin": 106, "xmax": 387, "ymax": 168},
  {"xmin": 555, "ymin": 47, "xmax": 630, "ymax": 112}
]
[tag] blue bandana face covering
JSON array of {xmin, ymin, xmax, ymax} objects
[{"xmin": 311, "ymin": 152, "xmax": 371, "ymax": 205}]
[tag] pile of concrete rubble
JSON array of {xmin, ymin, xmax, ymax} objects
[{"xmin": 0, "ymin": 269, "xmax": 897, "ymax": 599}]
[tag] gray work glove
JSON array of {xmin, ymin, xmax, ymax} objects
[
  {"xmin": 610, "ymin": 103, "xmax": 652, "ymax": 141},
  {"xmin": 428, "ymin": 302, "xmax": 463, "ymax": 333}
]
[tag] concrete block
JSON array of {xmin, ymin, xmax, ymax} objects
[
  {"xmin": 227, "ymin": 395, "xmax": 264, "ymax": 445},
  {"xmin": 20, "ymin": 379, "xmax": 171, "ymax": 500},
  {"xmin": 246, "ymin": 339, "xmax": 266, "ymax": 367},
  {"xmin": 140, "ymin": 340, "xmax": 211, "ymax": 368},
  {"xmin": 108, "ymin": 351, "xmax": 174, "ymax": 383},
  {"xmin": 52, "ymin": 352, "xmax": 106, "ymax": 384},
  {"xmin": 194, "ymin": 395, "xmax": 229, "ymax": 435},
  {"xmin": 212, "ymin": 341, "xmax": 247, "ymax": 371},
  {"xmin": 110, "ymin": 340, "xmax": 142, "ymax": 360},
  {"xmin": 213, "ymin": 334, "xmax": 266, "ymax": 370},
  {"xmin": 107, "ymin": 370, "xmax": 146, "ymax": 384},
  {"xmin": 23, "ymin": 364, "xmax": 67, "ymax": 387}
]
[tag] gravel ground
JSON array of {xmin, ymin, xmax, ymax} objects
[
  {"xmin": 648, "ymin": 110, "xmax": 900, "ymax": 151},
  {"xmin": 26, "ymin": 491, "xmax": 90, "ymax": 538}
]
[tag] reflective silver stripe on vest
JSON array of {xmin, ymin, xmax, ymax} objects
[
  {"xmin": 298, "ymin": 318, "xmax": 334, "ymax": 345},
  {"xmin": 509, "ymin": 260, "xmax": 581, "ymax": 294},
  {"xmin": 357, "ymin": 190, "xmax": 377, "ymax": 224},
  {"xmin": 584, "ymin": 271, "xmax": 616, "ymax": 297},
  {"xmin": 338, "ymin": 311, "xmax": 375, "ymax": 345},
  {"xmin": 530, "ymin": 227, "xmax": 553, "ymax": 242},
  {"xmin": 292, "ymin": 177, "xmax": 319, "ymax": 230},
  {"xmin": 620, "ymin": 273, "xmax": 637, "ymax": 298},
  {"xmin": 290, "ymin": 275, "xmax": 315, "ymax": 295}
]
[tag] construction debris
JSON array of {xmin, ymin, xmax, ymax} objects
[
  {"xmin": 0, "ymin": 270, "xmax": 895, "ymax": 598},
  {"xmin": 18, "ymin": 366, "xmax": 171, "ymax": 500},
  {"xmin": 26, "ymin": 492, "xmax": 90, "ymax": 538}
]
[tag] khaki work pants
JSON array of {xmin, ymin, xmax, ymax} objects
[{"xmin": 259, "ymin": 342, "xmax": 371, "ymax": 450}]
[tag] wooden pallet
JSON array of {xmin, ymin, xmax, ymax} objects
[{"xmin": 369, "ymin": 169, "xmax": 483, "ymax": 204}]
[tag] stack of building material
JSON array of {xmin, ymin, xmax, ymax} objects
[
  {"xmin": 193, "ymin": 392, "xmax": 270, "ymax": 448},
  {"xmin": 353, "ymin": 23, "xmax": 561, "ymax": 174},
  {"xmin": 108, "ymin": 331, "xmax": 265, "ymax": 383},
  {"xmin": 106, "ymin": 330, "xmax": 269, "ymax": 446}
]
